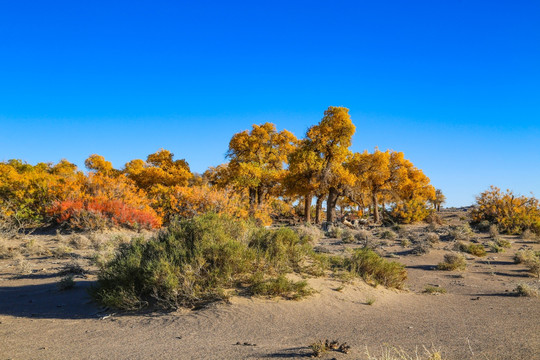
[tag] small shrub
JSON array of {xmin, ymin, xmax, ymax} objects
[
  {"xmin": 355, "ymin": 229, "xmax": 371, "ymax": 245},
  {"xmin": 57, "ymin": 275, "xmax": 75, "ymax": 290},
  {"xmin": 341, "ymin": 230, "xmax": 356, "ymax": 244},
  {"xmin": 60, "ymin": 262, "xmax": 85, "ymax": 275},
  {"xmin": 489, "ymin": 224, "xmax": 499, "ymax": 238},
  {"xmin": 400, "ymin": 239, "xmax": 410, "ymax": 247},
  {"xmin": 426, "ymin": 232, "xmax": 439, "ymax": 244},
  {"xmin": 295, "ymin": 224, "xmax": 323, "ymax": 243},
  {"xmin": 250, "ymin": 274, "xmax": 312, "ymax": 300},
  {"xmin": 346, "ymin": 248, "xmax": 407, "ymax": 289},
  {"xmin": 327, "ymin": 225, "xmax": 344, "ymax": 239},
  {"xmin": 489, "ymin": 242, "xmax": 504, "ymax": 253},
  {"xmin": 365, "ymin": 296, "xmax": 376, "ymax": 305},
  {"xmin": 438, "ymin": 253, "xmax": 467, "ymax": 271},
  {"xmin": 521, "ymin": 229, "xmax": 539, "ymax": 242},
  {"xmin": 309, "ymin": 341, "xmax": 328, "ymax": 358},
  {"xmin": 514, "ymin": 250, "xmax": 540, "ymax": 264},
  {"xmin": 69, "ymin": 234, "xmax": 91, "ymax": 250},
  {"xmin": 411, "ymin": 243, "xmax": 431, "ymax": 255},
  {"xmin": 51, "ymin": 245, "xmax": 73, "ymax": 259},
  {"xmin": 494, "ymin": 237, "xmax": 511, "ymax": 248},
  {"xmin": 0, "ymin": 239, "xmax": 19, "ymax": 259},
  {"xmin": 424, "ymin": 285, "xmax": 447, "ymax": 294},
  {"xmin": 475, "ymin": 220, "xmax": 491, "ymax": 232},
  {"xmin": 455, "ymin": 242, "xmax": 486, "ymax": 257},
  {"xmin": 380, "ymin": 229, "xmax": 397, "ymax": 240},
  {"xmin": 449, "ymin": 224, "xmax": 474, "ymax": 241},
  {"xmin": 514, "ymin": 283, "xmax": 539, "ymax": 297},
  {"xmin": 467, "ymin": 244, "xmax": 487, "ymax": 257},
  {"xmin": 525, "ymin": 257, "xmax": 540, "ymax": 278}
]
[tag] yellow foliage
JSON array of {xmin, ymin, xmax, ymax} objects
[{"xmin": 471, "ymin": 186, "xmax": 540, "ymax": 234}]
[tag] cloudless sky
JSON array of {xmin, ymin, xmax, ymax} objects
[{"xmin": 0, "ymin": 1, "xmax": 539, "ymax": 207}]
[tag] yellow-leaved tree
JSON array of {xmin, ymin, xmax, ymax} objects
[
  {"xmin": 226, "ymin": 123, "xmax": 297, "ymax": 211},
  {"xmin": 306, "ymin": 106, "xmax": 356, "ymax": 223}
]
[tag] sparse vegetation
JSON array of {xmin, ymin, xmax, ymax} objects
[
  {"xmin": 380, "ymin": 229, "xmax": 397, "ymax": 240},
  {"xmin": 92, "ymin": 214, "xmax": 321, "ymax": 310},
  {"xmin": 437, "ymin": 253, "xmax": 467, "ymax": 271},
  {"xmin": 514, "ymin": 283, "xmax": 539, "ymax": 297},
  {"xmin": 57, "ymin": 275, "xmax": 75, "ymax": 290},
  {"xmin": 346, "ymin": 248, "xmax": 407, "ymax": 289},
  {"xmin": 426, "ymin": 232, "xmax": 439, "ymax": 244},
  {"xmin": 423, "ymin": 285, "xmax": 446, "ymax": 295}
]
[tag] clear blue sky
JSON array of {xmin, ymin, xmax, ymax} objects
[{"xmin": 1, "ymin": 1, "xmax": 539, "ymax": 207}]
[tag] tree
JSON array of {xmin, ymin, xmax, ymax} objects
[
  {"xmin": 306, "ymin": 106, "xmax": 356, "ymax": 223},
  {"xmin": 124, "ymin": 149, "xmax": 192, "ymax": 191},
  {"xmin": 284, "ymin": 140, "xmax": 323, "ymax": 223},
  {"xmin": 226, "ymin": 123, "xmax": 297, "ymax": 210},
  {"xmin": 430, "ymin": 189, "xmax": 446, "ymax": 211}
]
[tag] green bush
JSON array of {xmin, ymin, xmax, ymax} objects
[
  {"xmin": 92, "ymin": 214, "xmax": 316, "ymax": 310},
  {"xmin": 437, "ymin": 253, "xmax": 467, "ymax": 271},
  {"xmin": 250, "ymin": 273, "xmax": 311, "ymax": 300},
  {"xmin": 345, "ymin": 248, "xmax": 407, "ymax": 289}
]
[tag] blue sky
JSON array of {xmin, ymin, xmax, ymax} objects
[{"xmin": 0, "ymin": 1, "xmax": 539, "ymax": 207}]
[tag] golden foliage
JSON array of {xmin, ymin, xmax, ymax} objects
[{"xmin": 471, "ymin": 186, "xmax": 540, "ymax": 234}]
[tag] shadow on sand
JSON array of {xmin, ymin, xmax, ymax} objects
[{"xmin": 0, "ymin": 279, "xmax": 103, "ymax": 320}]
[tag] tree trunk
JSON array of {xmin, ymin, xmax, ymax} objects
[
  {"xmin": 326, "ymin": 187, "xmax": 339, "ymax": 223},
  {"xmin": 304, "ymin": 194, "xmax": 312, "ymax": 224},
  {"xmin": 372, "ymin": 193, "xmax": 380, "ymax": 223},
  {"xmin": 315, "ymin": 196, "xmax": 323, "ymax": 224},
  {"xmin": 257, "ymin": 185, "xmax": 263, "ymax": 206},
  {"xmin": 249, "ymin": 188, "xmax": 257, "ymax": 212}
]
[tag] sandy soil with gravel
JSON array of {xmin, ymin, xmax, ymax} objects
[{"xmin": 1, "ymin": 211, "xmax": 539, "ymax": 359}]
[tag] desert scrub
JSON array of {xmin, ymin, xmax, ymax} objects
[
  {"xmin": 423, "ymin": 285, "xmax": 446, "ymax": 295},
  {"xmin": 341, "ymin": 229, "xmax": 356, "ymax": 243},
  {"xmin": 449, "ymin": 224, "xmax": 474, "ymax": 241},
  {"xmin": 92, "ymin": 214, "xmax": 318, "ymax": 310},
  {"xmin": 426, "ymin": 232, "xmax": 439, "ymax": 244},
  {"xmin": 294, "ymin": 224, "xmax": 323, "ymax": 243},
  {"xmin": 346, "ymin": 248, "xmax": 407, "ymax": 289},
  {"xmin": 57, "ymin": 275, "xmax": 76, "ymax": 290},
  {"xmin": 250, "ymin": 274, "xmax": 311, "ymax": 300},
  {"xmin": 514, "ymin": 249, "xmax": 540, "ymax": 264},
  {"xmin": 355, "ymin": 229, "xmax": 371, "ymax": 246},
  {"xmin": 455, "ymin": 241, "xmax": 486, "ymax": 257},
  {"xmin": 380, "ymin": 229, "xmax": 397, "ymax": 240},
  {"xmin": 327, "ymin": 225, "xmax": 344, "ymax": 238},
  {"xmin": 489, "ymin": 224, "xmax": 499, "ymax": 238},
  {"xmin": 514, "ymin": 283, "xmax": 539, "ymax": 297},
  {"xmin": 437, "ymin": 253, "xmax": 467, "ymax": 271}
]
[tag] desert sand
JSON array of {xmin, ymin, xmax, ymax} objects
[{"xmin": 1, "ymin": 211, "xmax": 539, "ymax": 359}]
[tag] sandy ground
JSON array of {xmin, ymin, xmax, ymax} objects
[{"xmin": 1, "ymin": 213, "xmax": 539, "ymax": 359}]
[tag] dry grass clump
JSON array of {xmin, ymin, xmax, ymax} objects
[
  {"xmin": 69, "ymin": 234, "xmax": 92, "ymax": 249},
  {"xmin": 449, "ymin": 224, "xmax": 474, "ymax": 241},
  {"xmin": 60, "ymin": 261, "xmax": 85, "ymax": 276},
  {"xmin": 22, "ymin": 238, "xmax": 50, "ymax": 256},
  {"xmin": 437, "ymin": 253, "xmax": 467, "ymax": 271},
  {"xmin": 57, "ymin": 275, "xmax": 75, "ymax": 290},
  {"xmin": 51, "ymin": 245, "xmax": 74, "ymax": 259},
  {"xmin": 365, "ymin": 345, "xmax": 443, "ymax": 360},
  {"xmin": 426, "ymin": 232, "xmax": 439, "ymax": 244},
  {"xmin": 250, "ymin": 274, "xmax": 311, "ymax": 300},
  {"xmin": 15, "ymin": 257, "xmax": 32, "ymax": 274},
  {"xmin": 294, "ymin": 224, "xmax": 323, "ymax": 243},
  {"xmin": 411, "ymin": 243, "xmax": 431, "ymax": 255},
  {"xmin": 355, "ymin": 229, "xmax": 372, "ymax": 246},
  {"xmin": 520, "ymin": 229, "xmax": 540, "ymax": 243},
  {"xmin": 0, "ymin": 238, "xmax": 20, "ymax": 259},
  {"xmin": 342, "ymin": 229, "xmax": 356, "ymax": 244},
  {"xmin": 423, "ymin": 285, "xmax": 446, "ymax": 295},
  {"xmin": 455, "ymin": 241, "xmax": 486, "ymax": 257},
  {"xmin": 327, "ymin": 225, "xmax": 344, "ymax": 238},
  {"xmin": 513, "ymin": 250, "xmax": 540, "ymax": 278},
  {"xmin": 514, "ymin": 283, "xmax": 539, "ymax": 297},
  {"xmin": 346, "ymin": 248, "xmax": 407, "ymax": 289},
  {"xmin": 380, "ymin": 229, "xmax": 397, "ymax": 240},
  {"xmin": 489, "ymin": 224, "xmax": 499, "ymax": 238}
]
